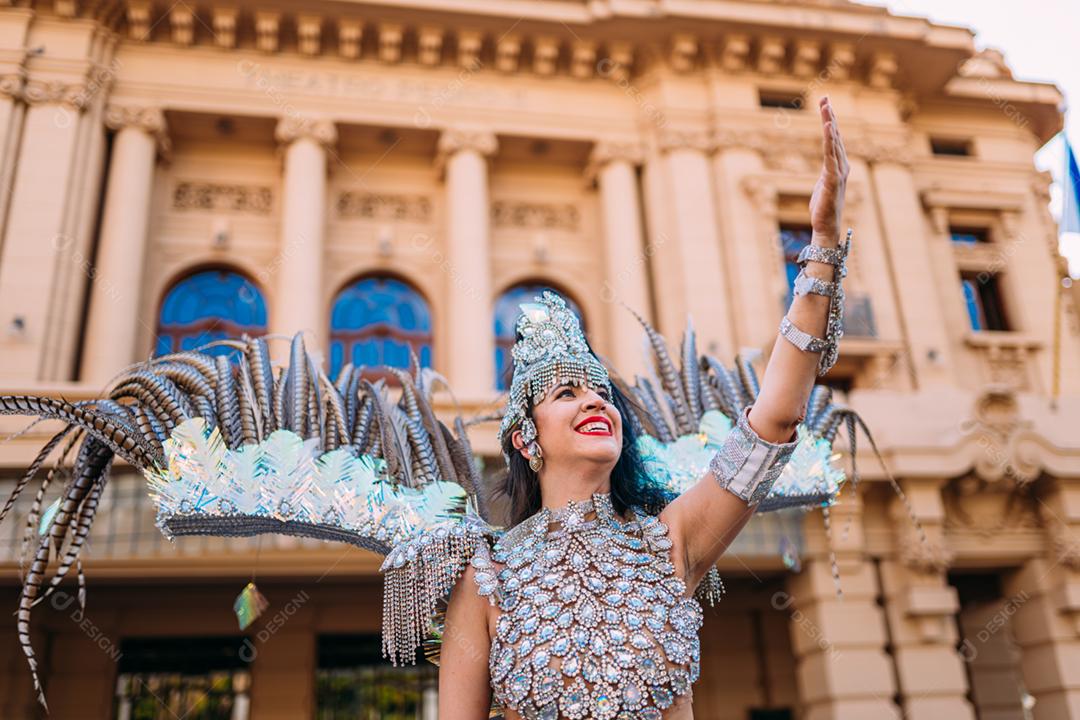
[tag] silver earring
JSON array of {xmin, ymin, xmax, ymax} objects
[{"xmin": 527, "ymin": 441, "xmax": 544, "ymax": 473}]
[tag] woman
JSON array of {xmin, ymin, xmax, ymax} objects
[{"xmin": 435, "ymin": 96, "xmax": 850, "ymax": 719}]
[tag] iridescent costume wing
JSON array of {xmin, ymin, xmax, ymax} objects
[
  {"xmin": 0, "ymin": 333, "xmax": 493, "ymax": 708},
  {"xmin": 615, "ymin": 310, "xmax": 927, "ymax": 585},
  {"xmin": 620, "ymin": 312, "xmax": 851, "ymax": 513}
]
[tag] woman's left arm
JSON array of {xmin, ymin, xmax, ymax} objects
[{"xmin": 661, "ymin": 96, "xmax": 850, "ymax": 590}]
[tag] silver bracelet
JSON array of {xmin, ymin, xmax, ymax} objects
[
  {"xmin": 709, "ymin": 404, "xmax": 799, "ymax": 506},
  {"xmin": 780, "ymin": 228, "xmax": 852, "ymax": 375},
  {"xmin": 779, "ymin": 315, "xmax": 829, "ymax": 353},
  {"xmin": 792, "ymin": 270, "xmax": 839, "ymax": 298},
  {"xmin": 797, "ymin": 243, "xmax": 848, "ymax": 278}
]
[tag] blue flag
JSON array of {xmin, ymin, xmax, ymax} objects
[{"xmin": 1063, "ymin": 135, "xmax": 1080, "ymax": 234}]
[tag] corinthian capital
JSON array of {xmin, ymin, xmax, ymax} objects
[
  {"xmin": 0, "ymin": 72, "xmax": 25, "ymax": 101},
  {"xmin": 585, "ymin": 140, "xmax": 643, "ymax": 184},
  {"xmin": 589, "ymin": 140, "xmax": 644, "ymax": 168},
  {"xmin": 656, "ymin": 127, "xmax": 713, "ymax": 154},
  {"xmin": 105, "ymin": 104, "xmax": 166, "ymax": 134},
  {"xmin": 437, "ymin": 127, "xmax": 498, "ymax": 158},
  {"xmin": 105, "ymin": 104, "xmax": 170, "ymax": 153},
  {"xmin": 274, "ymin": 116, "xmax": 338, "ymax": 147},
  {"xmin": 23, "ymin": 79, "xmax": 94, "ymax": 109}
]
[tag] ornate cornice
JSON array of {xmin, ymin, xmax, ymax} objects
[{"xmin": 274, "ymin": 116, "xmax": 337, "ymax": 147}]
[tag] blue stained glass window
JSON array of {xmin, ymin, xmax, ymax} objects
[
  {"xmin": 960, "ymin": 278, "xmax": 985, "ymax": 330},
  {"xmin": 960, "ymin": 272, "xmax": 1009, "ymax": 332},
  {"xmin": 155, "ymin": 269, "xmax": 267, "ymax": 358},
  {"xmin": 494, "ymin": 283, "xmax": 585, "ymax": 390},
  {"xmin": 778, "ymin": 225, "xmax": 813, "ymax": 308},
  {"xmin": 950, "ymin": 227, "xmax": 989, "ymax": 245},
  {"xmin": 329, "ymin": 276, "xmax": 432, "ymax": 379}
]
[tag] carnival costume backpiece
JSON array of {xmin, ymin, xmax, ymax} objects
[{"xmin": 0, "ymin": 243, "xmax": 927, "ymax": 713}]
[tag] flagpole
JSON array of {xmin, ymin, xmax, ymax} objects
[{"xmin": 1051, "ymin": 268, "xmax": 1063, "ymax": 411}]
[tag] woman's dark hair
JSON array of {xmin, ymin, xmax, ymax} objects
[{"xmin": 495, "ymin": 345, "xmax": 674, "ymax": 527}]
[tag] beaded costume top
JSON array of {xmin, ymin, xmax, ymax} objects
[{"xmin": 470, "ymin": 492, "xmax": 702, "ymax": 720}]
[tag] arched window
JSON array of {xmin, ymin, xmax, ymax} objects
[
  {"xmin": 329, "ymin": 276, "xmax": 433, "ymax": 380},
  {"xmin": 494, "ymin": 283, "xmax": 585, "ymax": 390},
  {"xmin": 155, "ymin": 269, "xmax": 267, "ymax": 358}
]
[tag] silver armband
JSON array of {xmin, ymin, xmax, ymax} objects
[{"xmin": 709, "ymin": 404, "xmax": 799, "ymax": 506}]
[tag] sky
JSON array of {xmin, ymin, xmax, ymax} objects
[{"xmin": 859, "ymin": 0, "xmax": 1080, "ymax": 276}]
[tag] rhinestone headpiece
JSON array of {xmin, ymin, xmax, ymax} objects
[{"xmin": 497, "ymin": 291, "xmax": 611, "ymax": 452}]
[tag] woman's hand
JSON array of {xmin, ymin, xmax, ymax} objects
[{"xmin": 808, "ymin": 96, "xmax": 850, "ymax": 243}]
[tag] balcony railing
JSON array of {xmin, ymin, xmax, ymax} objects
[{"xmin": 782, "ymin": 291, "xmax": 878, "ymax": 338}]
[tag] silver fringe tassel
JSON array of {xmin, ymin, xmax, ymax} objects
[{"xmin": 380, "ymin": 519, "xmax": 493, "ymax": 665}]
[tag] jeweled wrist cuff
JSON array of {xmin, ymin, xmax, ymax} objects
[{"xmin": 709, "ymin": 404, "xmax": 799, "ymax": 506}]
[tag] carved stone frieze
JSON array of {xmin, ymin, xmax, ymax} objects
[
  {"xmin": 492, "ymin": 201, "xmax": 579, "ymax": 231},
  {"xmin": 173, "ymin": 182, "xmax": 274, "ymax": 214},
  {"xmin": 336, "ymin": 192, "xmax": 431, "ymax": 222}
]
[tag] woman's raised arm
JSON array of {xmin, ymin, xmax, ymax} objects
[{"xmin": 662, "ymin": 96, "xmax": 850, "ymax": 590}]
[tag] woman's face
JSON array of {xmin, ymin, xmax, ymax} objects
[{"xmin": 517, "ymin": 381, "xmax": 623, "ymax": 470}]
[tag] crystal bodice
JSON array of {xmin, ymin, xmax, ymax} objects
[{"xmin": 469, "ymin": 493, "xmax": 703, "ymax": 719}]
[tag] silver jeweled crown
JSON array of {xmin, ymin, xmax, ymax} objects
[{"xmin": 497, "ymin": 291, "xmax": 611, "ymax": 453}]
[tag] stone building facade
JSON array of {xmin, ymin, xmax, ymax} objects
[{"xmin": 0, "ymin": 0, "xmax": 1078, "ymax": 718}]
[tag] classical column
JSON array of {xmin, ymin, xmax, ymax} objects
[
  {"xmin": 710, "ymin": 131, "xmax": 775, "ymax": 351},
  {"xmin": 784, "ymin": 492, "xmax": 900, "ymax": 718},
  {"xmin": 0, "ymin": 78, "xmax": 100, "ymax": 381},
  {"xmin": 864, "ymin": 139, "xmax": 956, "ymax": 389},
  {"xmin": 81, "ymin": 106, "xmax": 167, "ymax": 383},
  {"xmin": 879, "ymin": 479, "xmax": 975, "ymax": 719},
  {"xmin": 654, "ymin": 128, "xmax": 734, "ymax": 359},
  {"xmin": 588, "ymin": 140, "xmax": 651, "ymax": 377},
  {"xmin": 437, "ymin": 128, "xmax": 497, "ymax": 398},
  {"xmin": 271, "ymin": 116, "xmax": 336, "ymax": 353}
]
